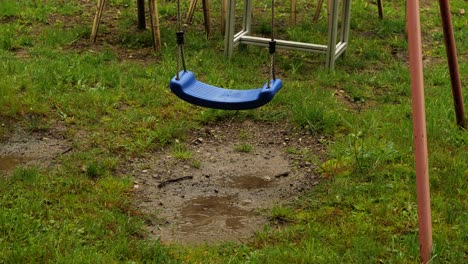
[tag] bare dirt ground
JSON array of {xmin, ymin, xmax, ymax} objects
[
  {"xmin": 126, "ymin": 120, "xmax": 326, "ymax": 245},
  {"xmin": 0, "ymin": 120, "xmax": 72, "ymax": 175},
  {"xmin": 0, "ymin": 118, "xmax": 325, "ymax": 245}
]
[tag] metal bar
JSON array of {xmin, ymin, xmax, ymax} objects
[
  {"xmin": 243, "ymin": 0, "xmax": 253, "ymax": 33},
  {"xmin": 234, "ymin": 30, "xmax": 249, "ymax": 43},
  {"xmin": 407, "ymin": 0, "xmax": 433, "ymax": 262},
  {"xmin": 224, "ymin": 0, "xmax": 236, "ymax": 57},
  {"xmin": 224, "ymin": 0, "xmax": 350, "ymax": 68},
  {"xmin": 438, "ymin": 0, "xmax": 466, "ymax": 128},
  {"xmin": 334, "ymin": 41, "xmax": 347, "ymax": 58},
  {"xmin": 326, "ymin": 0, "xmax": 340, "ymax": 70},
  {"xmin": 341, "ymin": 0, "xmax": 352, "ymax": 43},
  {"xmin": 340, "ymin": 0, "xmax": 352, "ymax": 59},
  {"xmin": 239, "ymin": 36, "xmax": 328, "ymax": 53}
]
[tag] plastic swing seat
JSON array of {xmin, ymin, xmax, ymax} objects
[{"xmin": 170, "ymin": 71, "xmax": 282, "ymax": 110}]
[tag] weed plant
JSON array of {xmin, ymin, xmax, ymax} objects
[
  {"xmin": 234, "ymin": 143, "xmax": 254, "ymax": 153},
  {"xmin": 0, "ymin": 0, "xmax": 466, "ymax": 262}
]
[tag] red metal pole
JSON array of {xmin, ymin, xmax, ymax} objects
[
  {"xmin": 437, "ymin": 0, "xmax": 466, "ymax": 129},
  {"xmin": 406, "ymin": 0, "xmax": 433, "ymax": 263}
]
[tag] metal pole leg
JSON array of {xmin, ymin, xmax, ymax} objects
[
  {"xmin": 243, "ymin": 0, "xmax": 253, "ymax": 33},
  {"xmin": 224, "ymin": 0, "xmax": 236, "ymax": 57},
  {"xmin": 326, "ymin": 0, "xmax": 340, "ymax": 70},
  {"xmin": 341, "ymin": 0, "xmax": 352, "ymax": 58}
]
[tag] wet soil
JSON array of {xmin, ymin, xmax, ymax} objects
[
  {"xmin": 0, "ymin": 118, "xmax": 324, "ymax": 245},
  {"xmin": 127, "ymin": 120, "xmax": 325, "ymax": 245},
  {"xmin": 0, "ymin": 122, "xmax": 72, "ymax": 175}
]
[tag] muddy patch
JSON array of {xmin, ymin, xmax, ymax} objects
[
  {"xmin": 128, "ymin": 120, "xmax": 325, "ymax": 245},
  {"xmin": 0, "ymin": 124, "xmax": 72, "ymax": 175},
  {"xmin": 178, "ymin": 195, "xmax": 259, "ymax": 239},
  {"xmin": 0, "ymin": 155, "xmax": 28, "ymax": 172}
]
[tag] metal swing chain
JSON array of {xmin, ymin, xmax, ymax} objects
[
  {"xmin": 176, "ymin": 0, "xmax": 187, "ymax": 80},
  {"xmin": 268, "ymin": 0, "xmax": 277, "ymax": 88}
]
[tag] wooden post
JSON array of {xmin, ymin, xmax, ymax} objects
[
  {"xmin": 201, "ymin": 0, "xmax": 211, "ymax": 37},
  {"xmin": 186, "ymin": 0, "xmax": 198, "ymax": 25},
  {"xmin": 148, "ymin": 0, "xmax": 161, "ymax": 51},
  {"xmin": 290, "ymin": 0, "xmax": 297, "ymax": 25},
  {"xmin": 221, "ymin": 0, "xmax": 227, "ymax": 35},
  {"xmin": 137, "ymin": 0, "xmax": 146, "ymax": 29},
  {"xmin": 186, "ymin": 0, "xmax": 212, "ymax": 36},
  {"xmin": 377, "ymin": 0, "xmax": 384, "ymax": 19},
  {"xmin": 90, "ymin": 0, "xmax": 106, "ymax": 41},
  {"xmin": 313, "ymin": 0, "xmax": 324, "ymax": 22}
]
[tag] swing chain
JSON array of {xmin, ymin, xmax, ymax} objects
[
  {"xmin": 267, "ymin": 0, "xmax": 277, "ymax": 88},
  {"xmin": 176, "ymin": 0, "xmax": 187, "ymax": 80},
  {"xmin": 175, "ymin": 0, "xmax": 277, "ymax": 85}
]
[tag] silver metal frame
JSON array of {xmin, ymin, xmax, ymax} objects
[{"xmin": 224, "ymin": 0, "xmax": 352, "ymax": 70}]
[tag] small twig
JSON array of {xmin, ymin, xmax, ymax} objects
[
  {"xmin": 61, "ymin": 147, "xmax": 73, "ymax": 155},
  {"xmin": 158, "ymin": 175, "xmax": 193, "ymax": 188}
]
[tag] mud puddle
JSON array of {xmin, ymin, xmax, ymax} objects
[
  {"xmin": 226, "ymin": 175, "xmax": 275, "ymax": 189},
  {"xmin": 179, "ymin": 195, "xmax": 259, "ymax": 236},
  {"xmin": 128, "ymin": 120, "xmax": 325, "ymax": 245},
  {"xmin": 0, "ymin": 155, "xmax": 28, "ymax": 172},
  {"xmin": 0, "ymin": 124, "xmax": 72, "ymax": 175}
]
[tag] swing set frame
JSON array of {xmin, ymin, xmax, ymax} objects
[{"xmin": 224, "ymin": 0, "xmax": 352, "ymax": 70}]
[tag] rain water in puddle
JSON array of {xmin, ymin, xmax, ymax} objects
[
  {"xmin": 179, "ymin": 196, "xmax": 258, "ymax": 235},
  {"xmin": 228, "ymin": 175, "xmax": 275, "ymax": 189},
  {"xmin": 158, "ymin": 175, "xmax": 282, "ymax": 243},
  {"xmin": 0, "ymin": 155, "xmax": 24, "ymax": 172}
]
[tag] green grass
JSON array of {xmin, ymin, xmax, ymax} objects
[
  {"xmin": 0, "ymin": 0, "xmax": 466, "ymax": 263},
  {"xmin": 172, "ymin": 142, "xmax": 193, "ymax": 160},
  {"xmin": 234, "ymin": 143, "xmax": 254, "ymax": 153},
  {"xmin": 0, "ymin": 167, "xmax": 179, "ymax": 263}
]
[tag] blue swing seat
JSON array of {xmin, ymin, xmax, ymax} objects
[{"xmin": 169, "ymin": 71, "xmax": 282, "ymax": 110}]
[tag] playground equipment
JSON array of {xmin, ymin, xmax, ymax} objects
[
  {"xmin": 224, "ymin": 0, "xmax": 352, "ymax": 70},
  {"xmin": 169, "ymin": 0, "xmax": 282, "ymax": 110},
  {"xmin": 311, "ymin": 0, "xmax": 383, "ymax": 23},
  {"xmin": 170, "ymin": 71, "xmax": 282, "ymax": 110},
  {"xmin": 185, "ymin": 0, "xmax": 214, "ymax": 36},
  {"xmin": 90, "ymin": 0, "xmax": 161, "ymax": 51},
  {"xmin": 186, "ymin": 0, "xmax": 298, "ymax": 35}
]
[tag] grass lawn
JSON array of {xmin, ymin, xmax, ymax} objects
[{"xmin": 0, "ymin": 0, "xmax": 466, "ymax": 263}]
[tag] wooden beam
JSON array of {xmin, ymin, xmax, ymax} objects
[{"xmin": 90, "ymin": 0, "xmax": 105, "ymax": 42}]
